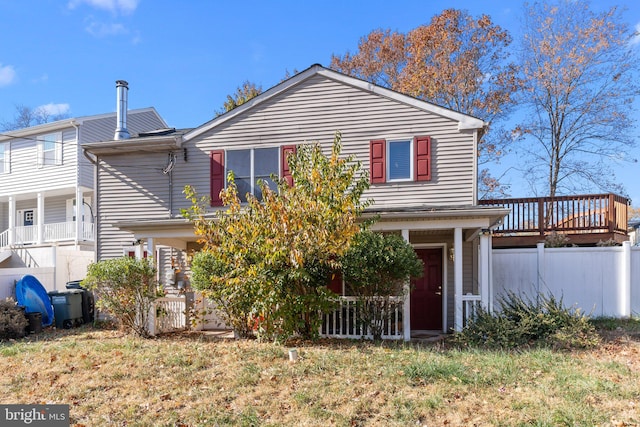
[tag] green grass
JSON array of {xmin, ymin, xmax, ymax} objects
[{"xmin": 0, "ymin": 324, "xmax": 639, "ymax": 426}]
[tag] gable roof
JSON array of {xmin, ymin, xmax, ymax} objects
[
  {"xmin": 0, "ymin": 107, "xmax": 167, "ymax": 143},
  {"xmin": 184, "ymin": 64, "xmax": 486, "ymax": 142}
]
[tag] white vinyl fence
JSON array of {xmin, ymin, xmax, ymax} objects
[{"xmin": 493, "ymin": 242, "xmax": 639, "ymax": 317}]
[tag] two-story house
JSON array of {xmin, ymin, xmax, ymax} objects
[
  {"xmin": 84, "ymin": 65, "xmax": 509, "ymax": 339},
  {"xmin": 0, "ymin": 83, "xmax": 167, "ymax": 297}
]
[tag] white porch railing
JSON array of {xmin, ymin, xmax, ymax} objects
[
  {"xmin": 14, "ymin": 225, "xmax": 37, "ymax": 244},
  {"xmin": 5, "ymin": 221, "xmax": 94, "ymax": 245},
  {"xmin": 462, "ymin": 293, "xmax": 482, "ymax": 327},
  {"xmin": 150, "ymin": 296, "xmax": 189, "ymax": 336},
  {"xmin": 0, "ymin": 229, "xmax": 8, "ymax": 248},
  {"xmin": 319, "ymin": 296, "xmax": 404, "ymax": 340}
]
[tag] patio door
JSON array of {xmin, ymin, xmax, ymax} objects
[{"xmin": 410, "ymin": 248, "xmax": 443, "ymax": 330}]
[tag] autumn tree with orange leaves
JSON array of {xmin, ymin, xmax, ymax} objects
[
  {"xmin": 331, "ymin": 9, "xmax": 520, "ymax": 197},
  {"xmin": 514, "ymin": 1, "xmax": 639, "ymax": 199}
]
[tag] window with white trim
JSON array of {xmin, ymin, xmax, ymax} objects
[
  {"xmin": 37, "ymin": 132, "xmax": 63, "ymax": 167},
  {"xmin": 0, "ymin": 142, "xmax": 8, "ymax": 174},
  {"xmin": 226, "ymin": 147, "xmax": 279, "ymax": 202},
  {"xmin": 387, "ymin": 140, "xmax": 413, "ymax": 181}
]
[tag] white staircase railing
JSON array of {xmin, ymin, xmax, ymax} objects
[{"xmin": 0, "ymin": 229, "xmax": 8, "ymax": 248}]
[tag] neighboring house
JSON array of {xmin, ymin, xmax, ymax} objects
[
  {"xmin": 84, "ymin": 64, "xmax": 509, "ymax": 339},
  {"xmin": 630, "ymin": 218, "xmax": 640, "ymax": 246},
  {"xmin": 0, "ymin": 85, "xmax": 167, "ymax": 297}
]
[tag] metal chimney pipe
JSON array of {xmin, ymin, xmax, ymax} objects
[{"xmin": 114, "ymin": 80, "xmax": 130, "ymax": 140}]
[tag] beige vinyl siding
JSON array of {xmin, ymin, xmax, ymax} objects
[
  {"xmin": 0, "ymin": 202, "xmax": 7, "ymax": 232},
  {"xmin": 43, "ymin": 195, "xmax": 69, "ymax": 224},
  {"xmin": 97, "ymin": 152, "xmax": 172, "ymax": 260},
  {"xmin": 80, "ymin": 109, "xmax": 167, "ymax": 144},
  {"xmin": 0, "ymin": 128, "xmax": 78, "ymax": 198},
  {"xmin": 180, "ymin": 75, "xmax": 476, "ymax": 213}
]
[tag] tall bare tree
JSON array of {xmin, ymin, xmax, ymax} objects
[
  {"xmin": 331, "ymin": 9, "xmax": 520, "ymax": 197},
  {"xmin": 1, "ymin": 104, "xmax": 69, "ymax": 131},
  {"xmin": 514, "ymin": 1, "xmax": 639, "ymax": 198}
]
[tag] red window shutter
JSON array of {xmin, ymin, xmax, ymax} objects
[
  {"xmin": 210, "ymin": 150, "xmax": 225, "ymax": 206},
  {"xmin": 281, "ymin": 145, "xmax": 297, "ymax": 187},
  {"xmin": 414, "ymin": 136, "xmax": 431, "ymax": 181},
  {"xmin": 327, "ymin": 272, "xmax": 343, "ymax": 295},
  {"xmin": 369, "ymin": 139, "xmax": 386, "ymax": 184},
  {"xmin": 127, "ymin": 251, "xmax": 135, "ymax": 258}
]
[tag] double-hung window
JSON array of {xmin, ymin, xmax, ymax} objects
[
  {"xmin": 370, "ymin": 136, "xmax": 431, "ymax": 184},
  {"xmin": 387, "ymin": 140, "xmax": 413, "ymax": 181},
  {"xmin": 37, "ymin": 132, "xmax": 63, "ymax": 167},
  {"xmin": 0, "ymin": 142, "xmax": 8, "ymax": 174},
  {"xmin": 226, "ymin": 147, "xmax": 279, "ymax": 202},
  {"xmin": 210, "ymin": 145, "xmax": 296, "ymax": 206}
]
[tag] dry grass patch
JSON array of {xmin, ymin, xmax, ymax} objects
[{"xmin": 1, "ymin": 325, "xmax": 639, "ymax": 426}]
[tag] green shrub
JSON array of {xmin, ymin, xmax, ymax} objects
[
  {"xmin": 453, "ymin": 292, "xmax": 599, "ymax": 349},
  {"xmin": 0, "ymin": 298, "xmax": 28, "ymax": 340},
  {"xmin": 83, "ymin": 257, "xmax": 162, "ymax": 338}
]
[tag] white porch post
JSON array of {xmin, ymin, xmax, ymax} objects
[
  {"xmin": 37, "ymin": 192, "xmax": 44, "ymax": 244},
  {"xmin": 479, "ymin": 231, "xmax": 490, "ymax": 310},
  {"xmin": 8, "ymin": 196, "xmax": 15, "ymax": 245},
  {"xmin": 454, "ymin": 227, "xmax": 463, "ymax": 332},
  {"xmin": 75, "ymin": 188, "xmax": 83, "ymax": 243},
  {"xmin": 401, "ymin": 229, "xmax": 411, "ymax": 341}
]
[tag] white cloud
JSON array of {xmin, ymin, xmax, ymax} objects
[
  {"xmin": 37, "ymin": 103, "xmax": 71, "ymax": 117},
  {"xmin": 68, "ymin": 0, "xmax": 139, "ymax": 15},
  {"xmin": 85, "ymin": 20, "xmax": 127, "ymax": 37},
  {"xmin": 0, "ymin": 63, "xmax": 16, "ymax": 87},
  {"xmin": 631, "ymin": 23, "xmax": 640, "ymax": 46}
]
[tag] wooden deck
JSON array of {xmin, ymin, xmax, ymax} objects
[{"xmin": 479, "ymin": 193, "xmax": 629, "ymax": 248}]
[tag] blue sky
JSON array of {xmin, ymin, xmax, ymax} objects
[{"xmin": 1, "ymin": 0, "xmax": 639, "ymax": 203}]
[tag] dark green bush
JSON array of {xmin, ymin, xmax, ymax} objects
[
  {"xmin": 0, "ymin": 298, "xmax": 28, "ymax": 340},
  {"xmin": 453, "ymin": 292, "xmax": 600, "ymax": 350}
]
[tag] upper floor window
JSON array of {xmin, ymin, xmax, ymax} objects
[
  {"xmin": 227, "ymin": 147, "xmax": 279, "ymax": 202},
  {"xmin": 37, "ymin": 132, "xmax": 62, "ymax": 167},
  {"xmin": 0, "ymin": 142, "xmax": 8, "ymax": 174},
  {"xmin": 387, "ymin": 140, "xmax": 413, "ymax": 181},
  {"xmin": 210, "ymin": 145, "xmax": 296, "ymax": 206},
  {"xmin": 370, "ymin": 136, "xmax": 431, "ymax": 184}
]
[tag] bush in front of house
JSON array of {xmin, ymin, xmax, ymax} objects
[
  {"xmin": 83, "ymin": 257, "xmax": 162, "ymax": 338},
  {"xmin": 453, "ymin": 291, "xmax": 600, "ymax": 349},
  {"xmin": 341, "ymin": 231, "xmax": 423, "ymax": 340},
  {"xmin": 0, "ymin": 298, "xmax": 28, "ymax": 340}
]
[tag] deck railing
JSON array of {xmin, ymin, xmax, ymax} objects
[
  {"xmin": 319, "ymin": 296, "xmax": 404, "ymax": 340},
  {"xmin": 3, "ymin": 221, "xmax": 95, "ymax": 245},
  {"xmin": 480, "ymin": 193, "xmax": 629, "ymax": 237}
]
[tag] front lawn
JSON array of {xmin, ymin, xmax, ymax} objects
[{"xmin": 1, "ymin": 324, "xmax": 639, "ymax": 426}]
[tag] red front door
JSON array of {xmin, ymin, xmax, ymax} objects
[{"xmin": 410, "ymin": 248, "xmax": 443, "ymax": 330}]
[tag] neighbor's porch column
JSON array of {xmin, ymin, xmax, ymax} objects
[
  {"xmin": 479, "ymin": 230, "xmax": 490, "ymax": 311},
  {"xmin": 8, "ymin": 196, "xmax": 15, "ymax": 245},
  {"xmin": 37, "ymin": 192, "xmax": 44, "ymax": 244},
  {"xmin": 454, "ymin": 227, "xmax": 463, "ymax": 332},
  {"xmin": 401, "ymin": 229, "xmax": 411, "ymax": 342}
]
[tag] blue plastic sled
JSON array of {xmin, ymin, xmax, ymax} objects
[{"xmin": 15, "ymin": 275, "xmax": 54, "ymax": 327}]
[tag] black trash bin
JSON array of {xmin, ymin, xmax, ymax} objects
[
  {"xmin": 25, "ymin": 311, "xmax": 43, "ymax": 334},
  {"xmin": 65, "ymin": 281, "xmax": 95, "ymax": 324},
  {"xmin": 48, "ymin": 289, "xmax": 84, "ymax": 329}
]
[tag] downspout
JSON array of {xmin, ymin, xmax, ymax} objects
[
  {"xmin": 81, "ymin": 147, "xmax": 99, "ymax": 263},
  {"xmin": 71, "ymin": 120, "xmax": 80, "ymax": 246}
]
